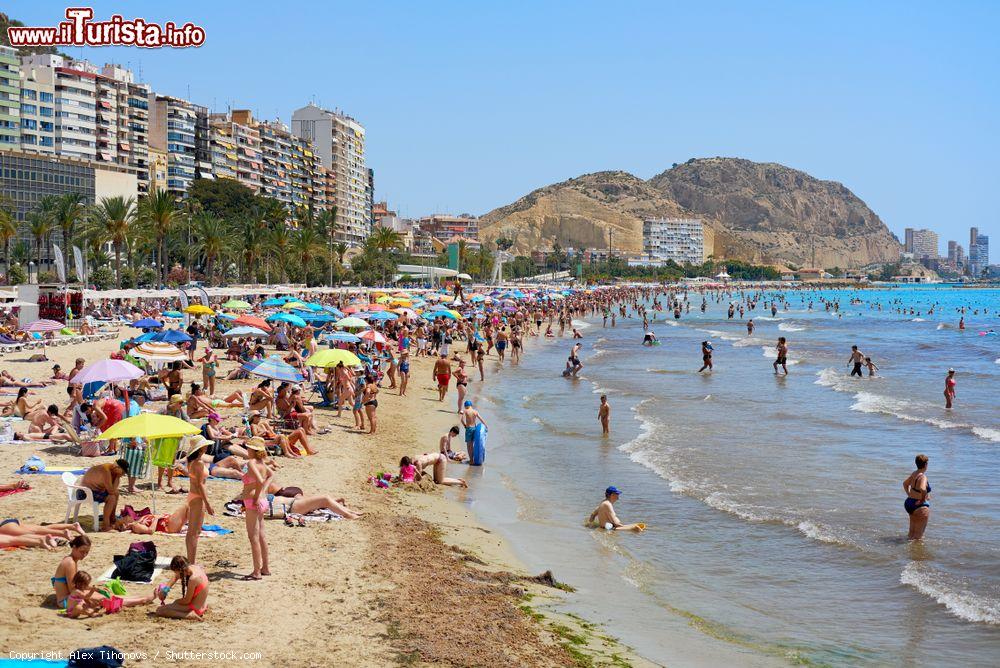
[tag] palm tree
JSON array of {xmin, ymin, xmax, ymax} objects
[
  {"xmin": 0, "ymin": 196, "xmax": 17, "ymax": 273},
  {"xmin": 27, "ymin": 198, "xmax": 56, "ymax": 270},
  {"xmin": 89, "ymin": 195, "xmax": 136, "ymax": 288},
  {"xmin": 333, "ymin": 242, "xmax": 348, "ymax": 266},
  {"xmin": 267, "ymin": 224, "xmax": 292, "ymax": 283},
  {"xmin": 138, "ymin": 188, "xmax": 181, "ymax": 285},
  {"xmin": 52, "ymin": 192, "xmax": 86, "ymax": 267},
  {"xmin": 370, "ymin": 225, "xmax": 403, "ymax": 254},
  {"xmin": 291, "ymin": 226, "xmax": 324, "ymax": 285},
  {"xmin": 192, "ymin": 213, "xmax": 233, "ymax": 285},
  {"xmin": 239, "ymin": 207, "xmax": 268, "ymax": 283},
  {"xmin": 316, "ymin": 207, "xmax": 338, "ymax": 286}
]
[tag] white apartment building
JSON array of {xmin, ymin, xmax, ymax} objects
[
  {"xmin": 0, "ymin": 46, "xmax": 22, "ymax": 148},
  {"xmin": 20, "ymin": 54, "xmax": 98, "ymax": 162},
  {"xmin": 910, "ymin": 229, "xmax": 939, "ymax": 259},
  {"xmin": 292, "ymin": 104, "xmax": 370, "ymax": 245},
  {"xmin": 18, "ymin": 66, "xmax": 56, "ymax": 154},
  {"xmin": 149, "ymin": 94, "xmax": 204, "ymax": 195},
  {"xmin": 642, "ymin": 218, "xmax": 705, "ymax": 265}
]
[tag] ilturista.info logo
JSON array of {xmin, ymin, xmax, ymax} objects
[{"xmin": 6, "ymin": 7, "xmax": 206, "ymax": 49}]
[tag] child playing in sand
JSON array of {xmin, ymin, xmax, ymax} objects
[
  {"xmin": 52, "ymin": 535, "xmax": 91, "ymax": 609},
  {"xmin": 65, "ymin": 571, "xmax": 155, "ymax": 618},
  {"xmin": 156, "ymin": 556, "xmax": 209, "ymax": 620},
  {"xmin": 398, "ymin": 456, "xmax": 417, "ymax": 483}
]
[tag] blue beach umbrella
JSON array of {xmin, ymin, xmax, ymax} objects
[
  {"xmin": 133, "ymin": 331, "xmax": 157, "ymax": 343},
  {"xmin": 241, "ymin": 355, "xmax": 304, "ymax": 382},
  {"xmin": 131, "ymin": 318, "xmax": 163, "ymax": 329},
  {"xmin": 424, "ymin": 310, "xmax": 458, "ymax": 320},
  {"xmin": 321, "ymin": 306, "xmax": 344, "ymax": 317},
  {"xmin": 223, "ymin": 326, "xmax": 269, "ymax": 338},
  {"xmin": 367, "ymin": 311, "xmax": 399, "ymax": 321},
  {"xmin": 266, "ymin": 312, "xmax": 307, "ymax": 328},
  {"xmin": 163, "ymin": 311, "xmax": 183, "ymax": 319},
  {"xmin": 151, "ymin": 329, "xmax": 193, "ymax": 344},
  {"xmin": 320, "ymin": 331, "xmax": 361, "ymax": 344}
]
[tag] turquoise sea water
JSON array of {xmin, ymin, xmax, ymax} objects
[{"xmin": 456, "ymin": 286, "xmax": 1000, "ymax": 666}]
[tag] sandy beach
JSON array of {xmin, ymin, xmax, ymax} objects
[{"xmin": 0, "ymin": 332, "xmax": 651, "ymax": 667}]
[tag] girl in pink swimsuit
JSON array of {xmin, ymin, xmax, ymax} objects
[{"xmin": 238, "ymin": 437, "xmax": 272, "ymax": 580}]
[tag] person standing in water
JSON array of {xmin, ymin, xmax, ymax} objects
[
  {"xmin": 944, "ymin": 368, "xmax": 956, "ymax": 408},
  {"xmin": 903, "ymin": 454, "xmax": 932, "ymax": 540},
  {"xmin": 848, "ymin": 345, "xmax": 865, "ymax": 377},
  {"xmin": 747, "ymin": 319, "xmax": 755, "ymax": 336},
  {"xmin": 698, "ymin": 341, "xmax": 714, "ymax": 372},
  {"xmin": 598, "ymin": 395, "xmax": 610, "ymax": 435},
  {"xmin": 774, "ymin": 336, "xmax": 788, "ymax": 375}
]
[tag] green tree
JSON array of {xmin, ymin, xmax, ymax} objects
[
  {"xmin": 0, "ymin": 195, "xmax": 17, "ymax": 272},
  {"xmin": 192, "ymin": 213, "xmax": 233, "ymax": 284},
  {"xmin": 291, "ymin": 226, "xmax": 324, "ymax": 286},
  {"xmin": 188, "ymin": 178, "xmax": 257, "ymax": 220},
  {"xmin": 267, "ymin": 225, "xmax": 293, "ymax": 283},
  {"xmin": 7, "ymin": 263, "xmax": 27, "ymax": 285},
  {"xmin": 27, "ymin": 197, "xmax": 56, "ymax": 269},
  {"xmin": 86, "ymin": 196, "xmax": 136, "ymax": 287},
  {"xmin": 316, "ymin": 207, "xmax": 338, "ymax": 286},
  {"xmin": 52, "ymin": 192, "xmax": 86, "ymax": 263},
  {"xmin": 138, "ymin": 188, "xmax": 182, "ymax": 285}
]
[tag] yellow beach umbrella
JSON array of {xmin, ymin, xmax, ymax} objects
[
  {"xmin": 282, "ymin": 301, "xmax": 308, "ymax": 310},
  {"xmin": 306, "ymin": 349, "xmax": 362, "ymax": 368},
  {"xmin": 96, "ymin": 414, "xmax": 199, "ymax": 441},
  {"xmin": 183, "ymin": 304, "xmax": 214, "ymax": 315},
  {"xmin": 375, "ymin": 295, "xmax": 392, "ymax": 304}
]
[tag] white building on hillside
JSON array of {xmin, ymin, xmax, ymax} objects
[{"xmin": 642, "ymin": 218, "xmax": 704, "ymax": 265}]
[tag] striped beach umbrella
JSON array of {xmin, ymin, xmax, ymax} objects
[
  {"xmin": 131, "ymin": 341, "xmax": 187, "ymax": 362},
  {"xmin": 242, "ymin": 355, "xmax": 304, "ymax": 382}
]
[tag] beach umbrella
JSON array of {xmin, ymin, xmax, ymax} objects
[
  {"xmin": 320, "ymin": 331, "xmax": 361, "ymax": 344},
  {"xmin": 366, "ymin": 304, "xmax": 388, "ymax": 312},
  {"xmin": 307, "ymin": 349, "xmax": 362, "ymax": 368},
  {"xmin": 162, "ymin": 311, "xmax": 183, "ymax": 319},
  {"xmin": 367, "ymin": 311, "xmax": 398, "ymax": 321},
  {"xmin": 131, "ymin": 341, "xmax": 187, "ymax": 362},
  {"xmin": 267, "ymin": 313, "xmax": 307, "ymax": 328},
  {"xmin": 262, "ymin": 298, "xmax": 287, "ymax": 307},
  {"xmin": 183, "ymin": 304, "xmax": 215, "ymax": 316},
  {"xmin": 96, "ymin": 414, "xmax": 199, "ymax": 441},
  {"xmin": 424, "ymin": 310, "xmax": 460, "ymax": 320},
  {"xmin": 133, "ymin": 332, "xmax": 157, "ymax": 343},
  {"xmin": 151, "ymin": 329, "xmax": 193, "ymax": 344},
  {"xmin": 217, "ymin": 313, "xmax": 238, "ymax": 321},
  {"xmin": 72, "ymin": 359, "xmax": 144, "ymax": 386},
  {"xmin": 222, "ymin": 299, "xmax": 252, "ymax": 310},
  {"xmin": 223, "ymin": 326, "xmax": 269, "ymax": 338},
  {"xmin": 336, "ymin": 316, "xmax": 370, "ymax": 330},
  {"xmin": 130, "ymin": 318, "xmax": 163, "ymax": 329},
  {"xmin": 321, "ymin": 305, "xmax": 344, "ymax": 317},
  {"xmin": 22, "ymin": 319, "xmax": 65, "ymax": 332},
  {"xmin": 234, "ymin": 315, "xmax": 272, "ymax": 331},
  {"xmin": 281, "ymin": 301, "xmax": 309, "ymax": 311},
  {"xmin": 242, "ymin": 355, "xmax": 305, "ymax": 382},
  {"xmin": 392, "ymin": 308, "xmax": 418, "ymax": 318},
  {"xmin": 342, "ymin": 305, "xmax": 364, "ymax": 315},
  {"xmin": 301, "ymin": 302, "xmax": 325, "ymax": 312},
  {"xmin": 359, "ymin": 330, "xmax": 388, "ymax": 344}
]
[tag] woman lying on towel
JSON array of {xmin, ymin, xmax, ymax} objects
[
  {"xmin": 229, "ymin": 485, "xmax": 363, "ymax": 520},
  {"xmin": 0, "ymin": 370, "xmax": 55, "ymax": 388},
  {"xmin": 0, "ymin": 516, "xmax": 84, "ymax": 549},
  {"xmin": 113, "ymin": 503, "xmax": 190, "ymax": 535}
]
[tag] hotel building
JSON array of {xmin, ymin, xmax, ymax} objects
[{"xmin": 642, "ymin": 217, "xmax": 705, "ymax": 265}]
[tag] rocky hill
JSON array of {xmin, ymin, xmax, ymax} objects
[{"xmin": 479, "ymin": 158, "xmax": 900, "ymax": 268}]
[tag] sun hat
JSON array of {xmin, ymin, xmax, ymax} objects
[
  {"xmin": 244, "ymin": 436, "xmax": 266, "ymax": 452},
  {"xmin": 207, "ymin": 412, "xmax": 221, "ymax": 422},
  {"xmin": 186, "ymin": 435, "xmax": 214, "ymax": 454}
]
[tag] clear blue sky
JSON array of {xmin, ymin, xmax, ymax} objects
[{"xmin": 14, "ymin": 1, "xmax": 999, "ymax": 250}]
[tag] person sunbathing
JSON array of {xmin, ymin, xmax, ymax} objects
[
  {"xmin": 14, "ymin": 406, "xmax": 80, "ymax": 443},
  {"xmin": 52, "ymin": 535, "xmax": 91, "ymax": 608},
  {"xmin": 1, "ymin": 387, "xmax": 41, "ymax": 417},
  {"xmin": 276, "ymin": 385, "xmax": 319, "ymax": 435},
  {"xmin": 248, "ymin": 380, "xmax": 274, "ymax": 417},
  {"xmin": 1, "ymin": 370, "xmax": 55, "ymax": 388},
  {"xmin": 0, "ymin": 480, "xmax": 29, "ymax": 493},
  {"xmin": 1, "ymin": 518, "xmax": 84, "ymax": 543},
  {"xmin": 273, "ymin": 490, "xmax": 363, "ymax": 520},
  {"xmin": 113, "ymin": 503, "xmax": 189, "ymax": 535},
  {"xmin": 186, "ymin": 383, "xmax": 244, "ymax": 419},
  {"xmin": 248, "ymin": 412, "xmax": 315, "ymax": 457}
]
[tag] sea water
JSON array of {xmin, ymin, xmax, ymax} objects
[{"xmin": 455, "ymin": 286, "xmax": 1000, "ymax": 667}]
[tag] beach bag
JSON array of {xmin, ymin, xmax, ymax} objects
[
  {"xmin": 18, "ymin": 455, "xmax": 45, "ymax": 473},
  {"xmin": 111, "ymin": 541, "xmax": 157, "ymax": 582},
  {"xmin": 120, "ymin": 444, "xmax": 149, "ymax": 478},
  {"xmin": 80, "ymin": 441, "xmax": 104, "ymax": 457},
  {"xmin": 68, "ymin": 646, "xmax": 124, "ymax": 668}
]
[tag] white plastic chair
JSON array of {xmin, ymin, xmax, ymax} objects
[{"xmin": 62, "ymin": 472, "xmax": 101, "ymax": 529}]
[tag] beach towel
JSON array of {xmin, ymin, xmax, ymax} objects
[
  {"xmin": 0, "ymin": 485, "xmax": 29, "ymax": 499},
  {"xmin": 160, "ymin": 524, "xmax": 233, "ymax": 538},
  {"xmin": 16, "ymin": 466, "xmax": 87, "ymax": 476},
  {"xmin": 0, "ymin": 658, "xmax": 68, "ymax": 667}
]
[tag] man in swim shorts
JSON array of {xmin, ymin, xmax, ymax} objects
[
  {"xmin": 78, "ymin": 459, "xmax": 130, "ymax": 531},
  {"xmin": 848, "ymin": 345, "xmax": 865, "ymax": 377},
  {"xmin": 433, "ymin": 353, "xmax": 452, "ymax": 402},
  {"xmin": 460, "ymin": 401, "xmax": 486, "ymax": 461},
  {"xmin": 588, "ymin": 486, "xmax": 644, "ymax": 532}
]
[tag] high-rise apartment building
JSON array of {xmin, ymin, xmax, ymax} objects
[
  {"xmin": 20, "ymin": 54, "xmax": 98, "ymax": 162},
  {"xmin": 149, "ymin": 94, "xmax": 208, "ymax": 195},
  {"xmin": 19, "ymin": 65, "xmax": 56, "ymax": 154},
  {"xmin": 0, "ymin": 46, "xmax": 21, "ymax": 149},
  {"xmin": 642, "ymin": 218, "xmax": 705, "ymax": 264},
  {"xmin": 969, "ymin": 228, "xmax": 989, "ymax": 277},
  {"xmin": 292, "ymin": 104, "xmax": 369, "ymax": 245},
  {"xmin": 208, "ymin": 110, "xmax": 262, "ymax": 192},
  {"xmin": 417, "ymin": 214, "xmax": 480, "ymax": 241},
  {"xmin": 904, "ymin": 228, "xmax": 915, "ymax": 254},
  {"xmin": 909, "ymin": 229, "xmax": 938, "ymax": 259}
]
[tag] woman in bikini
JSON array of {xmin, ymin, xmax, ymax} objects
[
  {"xmin": 248, "ymin": 380, "xmax": 274, "ymax": 418},
  {"xmin": 113, "ymin": 502, "xmax": 189, "ymax": 535},
  {"xmin": 197, "ymin": 347, "xmax": 219, "ymax": 396},
  {"xmin": 239, "ymin": 438, "xmax": 272, "ymax": 580},
  {"xmin": 411, "ymin": 452, "xmax": 468, "ymax": 488},
  {"xmin": 1, "ymin": 387, "xmax": 42, "ymax": 418},
  {"xmin": 183, "ymin": 437, "xmax": 214, "ymax": 565},
  {"xmin": 398, "ymin": 351, "xmax": 410, "ymax": 397},
  {"xmin": 454, "ymin": 360, "xmax": 469, "ymax": 414},
  {"xmin": 186, "ymin": 383, "xmax": 244, "ymax": 420},
  {"xmin": 362, "ymin": 375, "xmax": 379, "ymax": 435},
  {"xmin": 249, "ymin": 412, "xmax": 315, "ymax": 457},
  {"xmin": 51, "ymin": 535, "xmax": 91, "ymax": 609},
  {"xmin": 903, "ymin": 453, "xmax": 932, "ymax": 540},
  {"xmin": 156, "ymin": 555, "xmax": 209, "ymax": 620}
]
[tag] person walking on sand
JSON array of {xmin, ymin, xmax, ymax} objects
[
  {"xmin": 587, "ymin": 486, "xmax": 645, "ymax": 532},
  {"xmin": 454, "ymin": 360, "xmax": 469, "ymax": 414},
  {"xmin": 903, "ymin": 454, "xmax": 932, "ymax": 540},
  {"xmin": 698, "ymin": 341, "xmax": 714, "ymax": 373},
  {"xmin": 774, "ymin": 337, "xmax": 788, "ymax": 375},
  {"xmin": 183, "ymin": 436, "xmax": 214, "ymax": 565},
  {"xmin": 598, "ymin": 395, "xmax": 610, "ymax": 435},
  {"xmin": 433, "ymin": 353, "xmax": 452, "ymax": 402},
  {"xmin": 944, "ymin": 368, "xmax": 957, "ymax": 409},
  {"xmin": 848, "ymin": 345, "xmax": 865, "ymax": 377}
]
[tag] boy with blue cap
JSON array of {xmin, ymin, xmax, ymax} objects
[{"xmin": 588, "ymin": 486, "xmax": 645, "ymax": 532}]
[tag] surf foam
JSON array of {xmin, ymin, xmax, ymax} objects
[{"xmin": 900, "ymin": 562, "xmax": 1000, "ymax": 624}]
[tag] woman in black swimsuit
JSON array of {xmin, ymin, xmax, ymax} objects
[
  {"xmin": 362, "ymin": 376, "xmax": 379, "ymax": 435},
  {"xmin": 454, "ymin": 360, "xmax": 469, "ymax": 414},
  {"xmin": 903, "ymin": 454, "xmax": 931, "ymax": 540}
]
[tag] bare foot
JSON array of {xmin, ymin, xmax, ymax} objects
[{"xmin": 72, "ymin": 522, "xmax": 86, "ymax": 535}]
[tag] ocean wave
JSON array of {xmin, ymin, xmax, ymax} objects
[
  {"xmin": 911, "ymin": 317, "xmax": 926, "ymax": 322},
  {"xmin": 843, "ymin": 390, "xmax": 1000, "ymax": 444},
  {"xmin": 571, "ymin": 320, "xmax": 592, "ymax": 330},
  {"xmin": 900, "ymin": 562, "xmax": 1000, "ymax": 624},
  {"xmin": 645, "ymin": 368, "xmax": 688, "ymax": 375},
  {"xmin": 755, "ymin": 316, "xmax": 784, "ymax": 321},
  {"xmin": 732, "ymin": 336, "xmax": 769, "ymax": 348},
  {"xmin": 778, "ymin": 322, "xmax": 806, "ymax": 332},
  {"xmin": 760, "ymin": 346, "xmax": 800, "ymax": 365},
  {"xmin": 936, "ymin": 323, "xmax": 947, "ymax": 330},
  {"xmin": 698, "ymin": 328, "xmax": 742, "ymax": 342}
]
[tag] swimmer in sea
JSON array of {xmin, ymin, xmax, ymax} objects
[
  {"xmin": 944, "ymin": 368, "xmax": 956, "ymax": 409},
  {"xmin": 698, "ymin": 341, "xmax": 713, "ymax": 373},
  {"xmin": 598, "ymin": 395, "xmax": 610, "ymax": 435},
  {"xmin": 587, "ymin": 486, "xmax": 644, "ymax": 532},
  {"xmin": 747, "ymin": 319, "xmax": 754, "ymax": 336},
  {"xmin": 865, "ymin": 357, "xmax": 879, "ymax": 377},
  {"xmin": 774, "ymin": 336, "xmax": 788, "ymax": 375},
  {"xmin": 642, "ymin": 331, "xmax": 657, "ymax": 345},
  {"xmin": 903, "ymin": 454, "xmax": 931, "ymax": 540}
]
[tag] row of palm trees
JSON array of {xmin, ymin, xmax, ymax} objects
[{"xmin": 0, "ymin": 190, "xmax": 356, "ymax": 288}]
